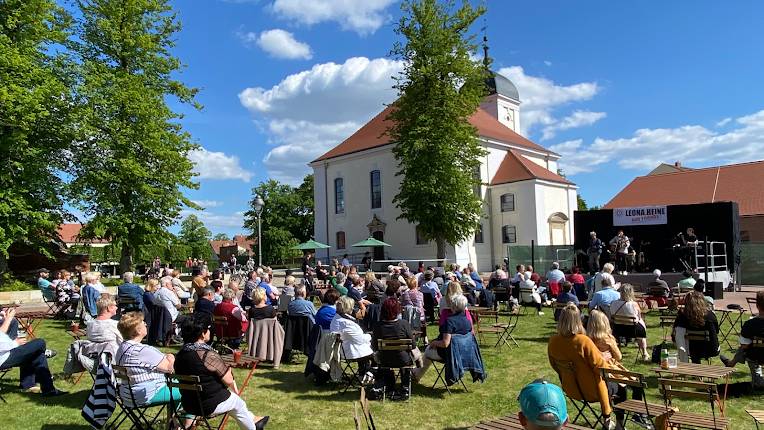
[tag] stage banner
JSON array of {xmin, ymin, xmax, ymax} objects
[{"xmin": 613, "ymin": 205, "xmax": 668, "ymax": 226}]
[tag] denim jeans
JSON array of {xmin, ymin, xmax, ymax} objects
[
  {"xmin": 0, "ymin": 338, "xmax": 54, "ymax": 392},
  {"xmin": 0, "ymin": 317, "xmax": 19, "ymax": 339}
]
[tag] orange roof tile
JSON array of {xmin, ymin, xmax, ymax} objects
[
  {"xmin": 491, "ymin": 150, "xmax": 574, "ymax": 185},
  {"xmin": 209, "ymin": 235, "xmax": 256, "ymax": 256},
  {"xmin": 57, "ymin": 224, "xmax": 109, "ymax": 244},
  {"xmin": 604, "ymin": 160, "xmax": 764, "ymax": 216},
  {"xmin": 313, "ymin": 106, "xmax": 556, "ymax": 162}
]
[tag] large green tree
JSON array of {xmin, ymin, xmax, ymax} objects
[
  {"xmin": 0, "ymin": 0, "xmax": 76, "ymax": 273},
  {"xmin": 244, "ymin": 175, "xmax": 314, "ymax": 265},
  {"xmin": 387, "ymin": 0, "xmax": 487, "ymax": 260},
  {"xmin": 178, "ymin": 214, "xmax": 211, "ymax": 259},
  {"xmin": 70, "ymin": 0, "xmax": 199, "ymax": 272}
]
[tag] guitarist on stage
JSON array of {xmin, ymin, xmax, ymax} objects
[{"xmin": 609, "ymin": 230, "xmax": 630, "ymax": 275}]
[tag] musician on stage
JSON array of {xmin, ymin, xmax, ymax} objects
[
  {"xmin": 673, "ymin": 227, "xmax": 699, "ymax": 271},
  {"xmin": 609, "ymin": 230, "xmax": 630, "ymax": 275},
  {"xmin": 586, "ymin": 231, "xmax": 603, "ymax": 273}
]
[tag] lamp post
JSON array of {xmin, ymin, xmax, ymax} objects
[{"xmin": 254, "ymin": 195, "xmax": 264, "ymax": 267}]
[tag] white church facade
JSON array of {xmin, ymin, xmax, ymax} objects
[{"xmin": 309, "ymin": 70, "xmax": 577, "ymax": 271}]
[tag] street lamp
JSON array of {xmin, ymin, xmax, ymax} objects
[{"xmin": 254, "ymin": 195, "xmax": 264, "ymax": 266}]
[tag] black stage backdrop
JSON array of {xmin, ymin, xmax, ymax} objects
[{"xmin": 574, "ymin": 202, "xmax": 740, "ymax": 273}]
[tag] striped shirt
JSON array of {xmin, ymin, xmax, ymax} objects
[{"xmin": 115, "ymin": 341, "xmax": 166, "ymax": 406}]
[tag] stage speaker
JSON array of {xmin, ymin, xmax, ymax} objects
[{"xmin": 708, "ymin": 281, "xmax": 724, "ymax": 300}]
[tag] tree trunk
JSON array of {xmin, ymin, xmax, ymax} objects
[
  {"xmin": 119, "ymin": 244, "xmax": 133, "ymax": 274},
  {"xmin": 435, "ymin": 237, "xmax": 446, "ymax": 266},
  {"xmin": 0, "ymin": 253, "xmax": 8, "ymax": 276}
]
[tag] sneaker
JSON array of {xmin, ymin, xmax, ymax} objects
[
  {"xmin": 24, "ymin": 386, "xmax": 42, "ymax": 394},
  {"xmin": 603, "ymin": 417, "xmax": 617, "ymax": 430},
  {"xmin": 361, "ymin": 371, "xmax": 375, "ymax": 385},
  {"xmin": 631, "ymin": 414, "xmax": 654, "ymax": 429},
  {"xmin": 44, "ymin": 349, "xmax": 57, "ymax": 359},
  {"xmin": 254, "ymin": 415, "xmax": 269, "ymax": 430},
  {"xmin": 537, "ymin": 311, "xmax": 545, "ymax": 316}
]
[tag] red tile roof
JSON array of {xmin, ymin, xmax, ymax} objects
[
  {"xmin": 313, "ymin": 106, "xmax": 555, "ymax": 162},
  {"xmin": 209, "ymin": 235, "xmax": 256, "ymax": 256},
  {"xmin": 491, "ymin": 149, "xmax": 574, "ymax": 185},
  {"xmin": 57, "ymin": 224, "xmax": 110, "ymax": 244},
  {"xmin": 604, "ymin": 160, "xmax": 764, "ymax": 216}
]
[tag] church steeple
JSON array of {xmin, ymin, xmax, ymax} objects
[{"xmin": 482, "ymin": 35, "xmax": 490, "ymax": 69}]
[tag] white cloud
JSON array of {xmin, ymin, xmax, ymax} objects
[
  {"xmin": 270, "ymin": 0, "xmax": 396, "ymax": 35},
  {"xmin": 716, "ymin": 117, "xmax": 732, "ymax": 127},
  {"xmin": 241, "ymin": 29, "xmax": 312, "ymax": 60},
  {"xmin": 543, "ymin": 60, "xmax": 552, "ymax": 67},
  {"xmin": 180, "ymin": 209, "xmax": 245, "ymax": 230},
  {"xmin": 188, "ymin": 148, "xmax": 252, "ymax": 182},
  {"xmin": 190, "ymin": 200, "xmax": 223, "ymax": 208},
  {"xmin": 497, "ymin": 66, "xmax": 600, "ymax": 135},
  {"xmin": 552, "ymin": 109, "xmax": 764, "ymax": 175},
  {"xmin": 541, "ymin": 110, "xmax": 606, "ymax": 140},
  {"xmin": 239, "ymin": 56, "xmax": 402, "ymax": 183}
]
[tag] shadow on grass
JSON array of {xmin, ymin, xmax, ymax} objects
[{"xmin": 41, "ymin": 425, "xmax": 91, "ymax": 430}]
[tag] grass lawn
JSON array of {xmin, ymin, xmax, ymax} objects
[{"xmin": 1, "ymin": 310, "xmax": 761, "ymax": 429}]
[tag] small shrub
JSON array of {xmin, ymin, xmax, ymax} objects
[{"xmin": 0, "ymin": 273, "xmax": 35, "ymax": 292}]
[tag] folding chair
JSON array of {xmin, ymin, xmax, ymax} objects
[
  {"xmin": 166, "ymin": 373, "xmax": 228, "ymax": 430},
  {"xmin": 491, "ymin": 279, "xmax": 511, "ymax": 312},
  {"xmin": 117, "ymin": 296, "xmax": 138, "ymax": 315},
  {"xmin": 747, "ymin": 409, "xmax": 764, "ymax": 430},
  {"xmin": 518, "ymin": 286, "xmax": 539, "ymax": 316},
  {"xmin": 211, "ymin": 315, "xmax": 238, "ymax": 355},
  {"xmin": 111, "ymin": 364, "xmax": 168, "ymax": 430},
  {"xmin": 0, "ymin": 368, "xmax": 10, "ymax": 403},
  {"xmin": 610, "ymin": 314, "xmax": 641, "ymax": 362},
  {"xmin": 476, "ymin": 310, "xmax": 518, "ymax": 349},
  {"xmin": 659, "ymin": 315, "xmax": 676, "ymax": 342},
  {"xmin": 748, "ymin": 297, "xmax": 759, "ymax": 317},
  {"xmin": 658, "ymin": 378, "xmax": 729, "ymax": 429},
  {"xmin": 375, "ymin": 338, "xmax": 415, "ymax": 401},
  {"xmin": 599, "ymin": 367, "xmax": 669, "ymax": 429},
  {"xmin": 336, "ymin": 334, "xmax": 369, "ymax": 393},
  {"xmin": 685, "ymin": 329, "xmax": 714, "ymax": 364},
  {"xmin": 429, "ymin": 336, "xmax": 471, "ymax": 396},
  {"xmin": 358, "ymin": 387, "xmax": 377, "ymax": 430},
  {"xmin": 42, "ymin": 288, "xmax": 63, "ymax": 318},
  {"xmin": 550, "ymin": 358, "xmax": 604, "ymax": 428}
]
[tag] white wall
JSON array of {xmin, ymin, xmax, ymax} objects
[{"xmin": 533, "ymin": 181, "xmax": 577, "ymax": 246}]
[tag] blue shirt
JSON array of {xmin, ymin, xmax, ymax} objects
[
  {"xmin": 422, "ymin": 280, "xmax": 440, "ymax": 297},
  {"xmin": 589, "ymin": 288, "xmax": 620, "ymax": 311},
  {"xmin": 118, "ymin": 283, "xmax": 145, "ymax": 311},
  {"xmin": 315, "ymin": 304, "xmax": 336, "ymax": 330},
  {"xmin": 287, "ymin": 298, "xmax": 317, "ymax": 324},
  {"xmin": 557, "ymin": 291, "xmax": 579, "ymax": 306},
  {"xmin": 260, "ymin": 282, "xmax": 274, "ymax": 305},
  {"xmin": 82, "ymin": 284, "xmax": 99, "ymax": 317},
  {"xmin": 546, "ymin": 269, "xmax": 565, "ymax": 283},
  {"xmin": 470, "ymin": 272, "xmax": 484, "ymax": 290}
]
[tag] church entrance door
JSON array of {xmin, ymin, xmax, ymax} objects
[{"xmin": 372, "ymin": 231, "xmax": 385, "ymax": 260}]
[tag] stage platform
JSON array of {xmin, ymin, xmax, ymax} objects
[{"xmin": 613, "ymin": 272, "xmax": 684, "ymax": 291}]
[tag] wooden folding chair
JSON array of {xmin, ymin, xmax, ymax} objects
[
  {"xmin": 747, "ymin": 409, "xmax": 764, "ymax": 430},
  {"xmin": 659, "ymin": 315, "xmax": 676, "ymax": 342},
  {"xmin": 0, "ymin": 368, "xmax": 10, "ymax": 403},
  {"xmin": 111, "ymin": 364, "xmax": 168, "ymax": 430},
  {"xmin": 599, "ymin": 367, "xmax": 669, "ymax": 429},
  {"xmin": 358, "ymin": 387, "xmax": 377, "ymax": 430},
  {"xmin": 476, "ymin": 310, "xmax": 518, "ymax": 349},
  {"xmin": 375, "ymin": 338, "xmax": 415, "ymax": 401},
  {"xmin": 685, "ymin": 329, "xmax": 714, "ymax": 364},
  {"xmin": 549, "ymin": 358, "xmax": 604, "ymax": 428},
  {"xmin": 748, "ymin": 297, "xmax": 759, "ymax": 317},
  {"xmin": 658, "ymin": 378, "xmax": 729, "ymax": 429},
  {"xmin": 166, "ymin": 373, "xmax": 228, "ymax": 430}
]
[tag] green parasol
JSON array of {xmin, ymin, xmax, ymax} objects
[
  {"xmin": 292, "ymin": 239, "xmax": 331, "ymax": 250},
  {"xmin": 351, "ymin": 237, "xmax": 391, "ymax": 247}
]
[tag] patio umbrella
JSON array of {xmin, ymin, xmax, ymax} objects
[
  {"xmin": 292, "ymin": 239, "xmax": 331, "ymax": 250},
  {"xmin": 351, "ymin": 237, "xmax": 391, "ymax": 248}
]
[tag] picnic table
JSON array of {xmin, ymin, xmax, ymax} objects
[
  {"xmin": 219, "ymin": 354, "xmax": 259, "ymax": 430},
  {"xmin": 471, "ymin": 414, "xmax": 594, "ymax": 429},
  {"xmin": 716, "ymin": 307, "xmax": 747, "ymax": 349},
  {"xmin": 653, "ymin": 362, "xmax": 736, "ymax": 413}
]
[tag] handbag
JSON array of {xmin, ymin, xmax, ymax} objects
[{"xmin": 651, "ymin": 341, "xmax": 670, "ymax": 364}]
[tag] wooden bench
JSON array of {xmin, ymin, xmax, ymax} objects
[
  {"xmin": 471, "ymin": 414, "xmax": 594, "ymax": 429},
  {"xmin": 747, "ymin": 409, "xmax": 764, "ymax": 430}
]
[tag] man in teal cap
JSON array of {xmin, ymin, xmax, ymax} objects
[{"xmin": 518, "ymin": 379, "xmax": 568, "ymax": 429}]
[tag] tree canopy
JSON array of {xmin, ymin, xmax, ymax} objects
[
  {"xmin": 387, "ymin": 0, "xmax": 487, "ymax": 259},
  {"xmin": 213, "ymin": 233, "xmax": 230, "ymax": 241},
  {"xmin": 243, "ymin": 175, "xmax": 314, "ymax": 265},
  {"xmin": 0, "ymin": 0, "xmax": 76, "ymax": 272},
  {"xmin": 70, "ymin": 0, "xmax": 200, "ymax": 272}
]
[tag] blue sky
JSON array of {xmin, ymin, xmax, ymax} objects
[{"xmin": 168, "ymin": 0, "xmax": 764, "ymax": 237}]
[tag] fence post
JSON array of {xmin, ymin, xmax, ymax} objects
[{"xmin": 531, "ymin": 240, "xmax": 535, "ymax": 272}]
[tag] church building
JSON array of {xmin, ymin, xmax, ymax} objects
[{"xmin": 310, "ymin": 69, "xmax": 577, "ymax": 271}]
